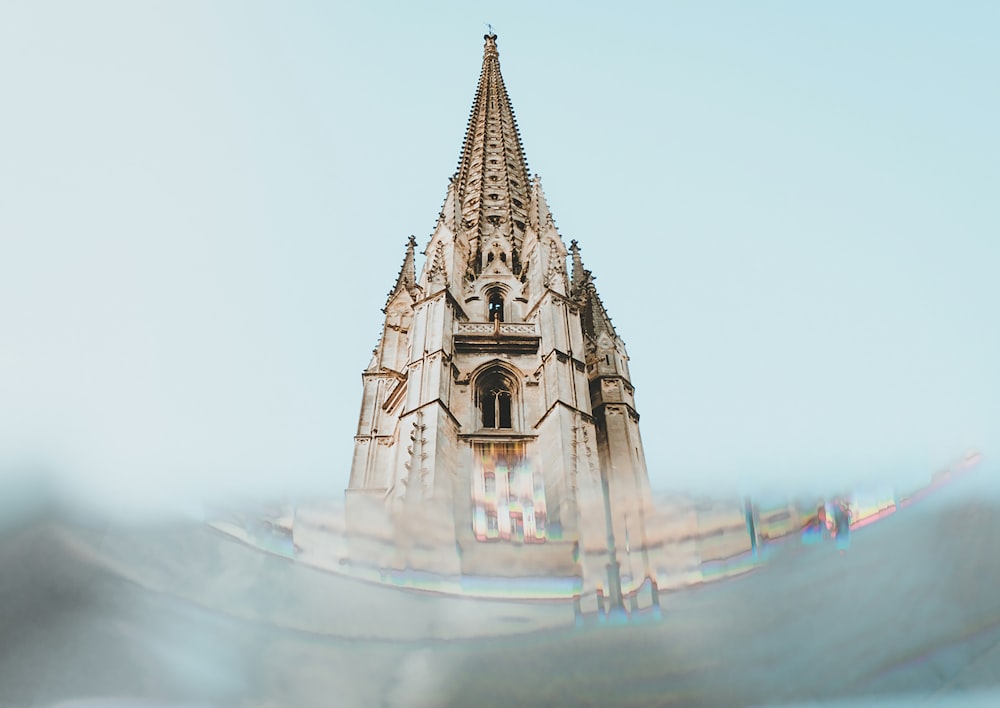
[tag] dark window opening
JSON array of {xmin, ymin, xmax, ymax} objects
[
  {"xmin": 478, "ymin": 369, "xmax": 515, "ymax": 430},
  {"xmin": 488, "ymin": 290, "xmax": 504, "ymax": 322},
  {"xmin": 497, "ymin": 392, "xmax": 512, "ymax": 428},
  {"xmin": 482, "ymin": 393, "xmax": 496, "ymax": 428},
  {"xmin": 482, "ymin": 389, "xmax": 512, "ymax": 429}
]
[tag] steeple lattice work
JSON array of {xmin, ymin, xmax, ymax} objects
[{"xmin": 455, "ymin": 33, "xmax": 531, "ymax": 275}]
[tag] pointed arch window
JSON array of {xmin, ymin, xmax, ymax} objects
[
  {"xmin": 488, "ymin": 289, "xmax": 504, "ymax": 322},
  {"xmin": 476, "ymin": 367, "xmax": 517, "ymax": 431}
]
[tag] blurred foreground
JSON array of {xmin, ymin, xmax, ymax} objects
[{"xmin": 2, "ymin": 462, "xmax": 999, "ymax": 707}]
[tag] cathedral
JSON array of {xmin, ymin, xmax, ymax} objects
[{"xmin": 345, "ymin": 34, "xmax": 656, "ymax": 605}]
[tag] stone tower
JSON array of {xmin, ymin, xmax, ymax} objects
[{"xmin": 345, "ymin": 34, "xmax": 653, "ymax": 601}]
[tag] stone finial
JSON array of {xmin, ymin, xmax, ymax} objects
[
  {"xmin": 569, "ymin": 239, "xmax": 586, "ymax": 295},
  {"xmin": 484, "ymin": 32, "xmax": 499, "ymax": 57}
]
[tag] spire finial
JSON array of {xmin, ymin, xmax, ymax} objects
[{"xmin": 483, "ymin": 29, "xmax": 498, "ymax": 56}]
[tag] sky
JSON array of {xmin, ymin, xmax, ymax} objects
[{"xmin": 1, "ymin": 1, "xmax": 997, "ymax": 518}]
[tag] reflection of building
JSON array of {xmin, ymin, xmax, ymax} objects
[
  {"xmin": 754, "ymin": 502, "xmax": 802, "ymax": 542},
  {"xmin": 344, "ymin": 34, "xmax": 652, "ymax": 600},
  {"xmin": 694, "ymin": 498, "xmax": 753, "ymax": 564}
]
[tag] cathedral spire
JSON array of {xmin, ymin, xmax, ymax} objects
[
  {"xmin": 347, "ymin": 36, "xmax": 653, "ymax": 600},
  {"xmin": 384, "ymin": 235, "xmax": 417, "ymax": 308},
  {"xmin": 455, "ymin": 34, "xmax": 532, "ymax": 258}
]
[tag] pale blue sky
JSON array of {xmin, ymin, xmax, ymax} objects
[{"xmin": 1, "ymin": 1, "xmax": 997, "ymax": 517}]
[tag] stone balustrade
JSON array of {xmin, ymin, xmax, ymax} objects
[{"xmin": 455, "ymin": 321, "xmax": 538, "ymax": 336}]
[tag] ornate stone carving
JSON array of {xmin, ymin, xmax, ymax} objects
[
  {"xmin": 345, "ymin": 34, "xmax": 651, "ymax": 593},
  {"xmin": 456, "ymin": 322, "xmax": 537, "ymax": 335}
]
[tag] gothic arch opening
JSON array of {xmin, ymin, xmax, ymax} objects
[
  {"xmin": 487, "ymin": 287, "xmax": 504, "ymax": 322},
  {"xmin": 475, "ymin": 366, "xmax": 517, "ymax": 430}
]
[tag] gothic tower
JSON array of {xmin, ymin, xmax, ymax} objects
[{"xmin": 346, "ymin": 34, "xmax": 653, "ymax": 600}]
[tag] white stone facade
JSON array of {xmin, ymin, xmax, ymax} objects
[{"xmin": 345, "ymin": 35, "xmax": 660, "ymax": 602}]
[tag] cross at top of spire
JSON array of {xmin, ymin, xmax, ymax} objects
[{"xmin": 454, "ymin": 33, "xmax": 531, "ymax": 246}]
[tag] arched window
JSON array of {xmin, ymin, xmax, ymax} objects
[
  {"xmin": 482, "ymin": 388, "xmax": 512, "ymax": 429},
  {"xmin": 487, "ymin": 289, "xmax": 504, "ymax": 322},
  {"xmin": 476, "ymin": 367, "xmax": 516, "ymax": 430}
]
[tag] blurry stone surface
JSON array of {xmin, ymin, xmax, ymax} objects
[{"xmin": 3, "ymin": 462, "xmax": 1000, "ymax": 707}]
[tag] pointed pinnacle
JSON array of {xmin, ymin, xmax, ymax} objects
[
  {"xmin": 569, "ymin": 240, "xmax": 587, "ymax": 293},
  {"xmin": 385, "ymin": 236, "xmax": 418, "ymax": 307}
]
